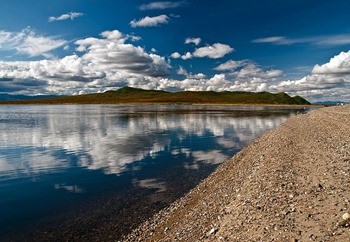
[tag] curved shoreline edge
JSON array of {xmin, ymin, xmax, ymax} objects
[{"xmin": 124, "ymin": 105, "xmax": 350, "ymax": 241}]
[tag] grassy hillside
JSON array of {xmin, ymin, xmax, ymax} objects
[
  {"xmin": 1, "ymin": 86, "xmax": 311, "ymax": 105},
  {"xmin": 292, "ymin": 95, "xmax": 312, "ymax": 105}
]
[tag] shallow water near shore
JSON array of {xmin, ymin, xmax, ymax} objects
[{"xmin": 0, "ymin": 105, "xmax": 311, "ymax": 240}]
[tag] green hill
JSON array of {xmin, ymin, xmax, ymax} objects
[
  {"xmin": 1, "ymin": 86, "xmax": 311, "ymax": 105},
  {"xmin": 292, "ymin": 95, "xmax": 311, "ymax": 105}
]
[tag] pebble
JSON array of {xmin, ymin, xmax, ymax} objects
[
  {"xmin": 342, "ymin": 212, "xmax": 350, "ymax": 220},
  {"xmin": 338, "ymin": 212, "xmax": 350, "ymax": 227},
  {"xmin": 208, "ymin": 228, "xmax": 218, "ymax": 235}
]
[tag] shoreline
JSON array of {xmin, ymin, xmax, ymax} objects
[
  {"xmin": 123, "ymin": 105, "xmax": 350, "ymax": 241},
  {"xmin": 0, "ymin": 102, "xmax": 317, "ymax": 108}
]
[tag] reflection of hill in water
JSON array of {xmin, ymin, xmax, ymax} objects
[{"xmin": 0, "ymin": 105, "xmax": 296, "ymax": 178}]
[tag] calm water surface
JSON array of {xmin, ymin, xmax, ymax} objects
[{"xmin": 0, "ymin": 105, "xmax": 310, "ymax": 240}]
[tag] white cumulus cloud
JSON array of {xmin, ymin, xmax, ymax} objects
[
  {"xmin": 213, "ymin": 59, "xmax": 284, "ymax": 92},
  {"xmin": 2, "ymin": 26, "xmax": 350, "ymax": 103},
  {"xmin": 170, "ymin": 52, "xmax": 181, "ymax": 58},
  {"xmin": 193, "ymin": 43, "xmax": 234, "ymax": 59},
  {"xmin": 48, "ymin": 12, "xmax": 84, "ymax": 22},
  {"xmin": 171, "ymin": 42, "xmax": 233, "ymax": 60},
  {"xmin": 0, "ymin": 29, "xmax": 170, "ymax": 95},
  {"xmin": 185, "ymin": 37, "xmax": 201, "ymax": 45},
  {"xmin": 176, "ymin": 66, "xmax": 206, "ymax": 79},
  {"xmin": 181, "ymin": 52, "xmax": 192, "ymax": 60},
  {"xmin": 312, "ymin": 50, "xmax": 350, "ymax": 74},
  {"xmin": 269, "ymin": 50, "xmax": 350, "ymax": 102},
  {"xmin": 130, "ymin": 15, "xmax": 169, "ymax": 28},
  {"xmin": 214, "ymin": 60, "xmax": 251, "ymax": 71}
]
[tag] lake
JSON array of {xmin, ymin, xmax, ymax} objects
[{"xmin": 0, "ymin": 105, "xmax": 310, "ymax": 240}]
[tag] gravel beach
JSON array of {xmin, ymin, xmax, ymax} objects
[{"xmin": 124, "ymin": 105, "xmax": 350, "ymax": 241}]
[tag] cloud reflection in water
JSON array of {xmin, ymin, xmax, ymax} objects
[
  {"xmin": 0, "ymin": 105, "xmax": 294, "ymax": 179},
  {"xmin": 54, "ymin": 184, "xmax": 84, "ymax": 193},
  {"xmin": 133, "ymin": 178, "xmax": 167, "ymax": 193}
]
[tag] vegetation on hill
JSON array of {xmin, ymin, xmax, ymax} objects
[
  {"xmin": 1, "ymin": 86, "xmax": 311, "ymax": 105},
  {"xmin": 292, "ymin": 95, "xmax": 311, "ymax": 105}
]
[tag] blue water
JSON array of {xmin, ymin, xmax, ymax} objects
[{"xmin": 0, "ymin": 105, "xmax": 309, "ymax": 240}]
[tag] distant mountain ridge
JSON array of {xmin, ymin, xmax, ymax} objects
[
  {"xmin": 314, "ymin": 100, "xmax": 348, "ymax": 105},
  {"xmin": 0, "ymin": 94, "xmax": 59, "ymax": 101},
  {"xmin": 0, "ymin": 86, "xmax": 311, "ymax": 105}
]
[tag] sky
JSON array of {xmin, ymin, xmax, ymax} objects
[{"xmin": 1, "ymin": 0, "xmax": 350, "ymax": 102}]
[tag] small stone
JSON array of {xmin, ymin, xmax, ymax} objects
[
  {"xmin": 310, "ymin": 234, "xmax": 317, "ymax": 240},
  {"xmin": 337, "ymin": 212, "xmax": 350, "ymax": 227},
  {"xmin": 342, "ymin": 212, "xmax": 350, "ymax": 220},
  {"xmin": 208, "ymin": 228, "xmax": 218, "ymax": 235}
]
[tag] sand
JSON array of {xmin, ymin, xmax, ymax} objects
[{"xmin": 123, "ymin": 105, "xmax": 350, "ymax": 241}]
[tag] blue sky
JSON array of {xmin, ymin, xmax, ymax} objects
[{"xmin": 1, "ymin": 0, "xmax": 350, "ymax": 102}]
